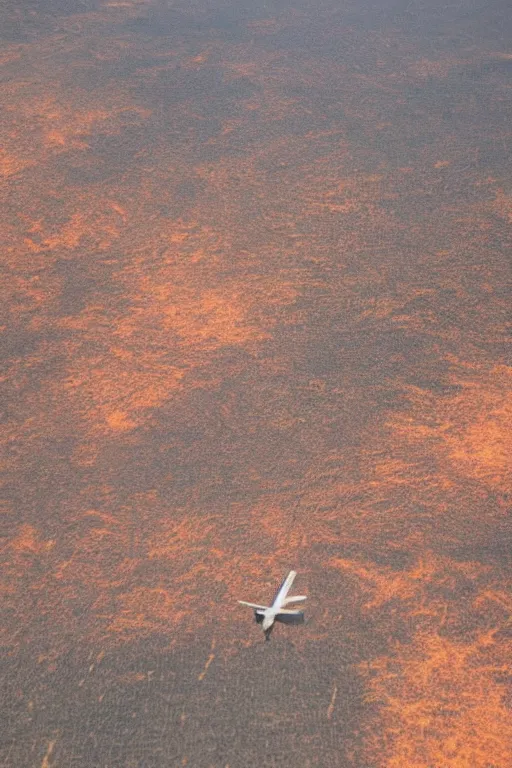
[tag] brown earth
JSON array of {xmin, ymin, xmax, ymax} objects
[{"xmin": 1, "ymin": 1, "xmax": 511, "ymax": 766}]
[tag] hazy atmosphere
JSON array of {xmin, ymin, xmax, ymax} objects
[{"xmin": 2, "ymin": 1, "xmax": 511, "ymax": 766}]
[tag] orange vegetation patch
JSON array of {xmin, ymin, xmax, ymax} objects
[
  {"xmin": 2, "ymin": 524, "xmax": 56, "ymax": 650},
  {"xmin": 388, "ymin": 364, "xmax": 512, "ymax": 491},
  {"xmin": 303, "ymin": 171, "xmax": 388, "ymax": 222},
  {"xmin": 6, "ymin": 505, "xmax": 210, "ymax": 648},
  {"xmin": 1, "ymin": 497, "xmax": 286, "ymax": 649},
  {"xmin": 124, "ymin": 262, "xmax": 300, "ymax": 351},
  {"xmin": 101, "ymin": 546, "xmax": 294, "ymax": 644},
  {"xmin": 7, "ymin": 524, "xmax": 55, "ymax": 557},
  {"xmin": 3, "ymin": 272, "xmax": 60, "ymax": 318},
  {"xmin": 64, "ymin": 346, "xmax": 185, "ymax": 434},
  {"xmin": 162, "ymin": 284, "xmax": 271, "ymax": 347},
  {"xmin": 360, "ymin": 628, "xmax": 512, "ymax": 768},
  {"xmin": 329, "ymin": 552, "xmax": 489, "ymax": 613},
  {"xmin": 0, "ymin": 148, "xmax": 35, "ymax": 178},
  {"xmin": 147, "ymin": 516, "xmax": 218, "ymax": 562},
  {"xmin": 491, "ymin": 189, "xmax": 512, "ymax": 223},
  {"xmin": 23, "ymin": 95, "xmax": 151, "ymax": 154},
  {"xmin": 59, "ymin": 270, "xmax": 299, "ymax": 436},
  {"xmin": 104, "ymin": 586, "xmax": 189, "ymax": 639},
  {"xmin": 330, "ymin": 552, "xmax": 512, "ymax": 766},
  {"xmin": 249, "ymin": 495, "xmax": 343, "ymax": 556},
  {"xmin": 23, "ymin": 203, "xmax": 126, "ymax": 252}
]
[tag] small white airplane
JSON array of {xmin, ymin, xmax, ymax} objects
[{"xmin": 238, "ymin": 570, "xmax": 307, "ymax": 640}]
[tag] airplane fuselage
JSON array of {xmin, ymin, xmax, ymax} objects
[{"xmin": 262, "ymin": 570, "xmax": 297, "ymax": 630}]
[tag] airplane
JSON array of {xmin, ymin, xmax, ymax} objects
[{"xmin": 238, "ymin": 570, "xmax": 307, "ymax": 640}]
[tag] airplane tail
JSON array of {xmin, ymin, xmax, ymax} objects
[
  {"xmin": 283, "ymin": 595, "xmax": 307, "ymax": 605},
  {"xmin": 275, "ymin": 610, "xmax": 305, "ymax": 625}
]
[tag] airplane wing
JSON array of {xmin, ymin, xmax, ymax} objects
[{"xmin": 238, "ymin": 601, "xmax": 269, "ymax": 611}]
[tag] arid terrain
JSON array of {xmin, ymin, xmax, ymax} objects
[{"xmin": 1, "ymin": 1, "xmax": 511, "ymax": 766}]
